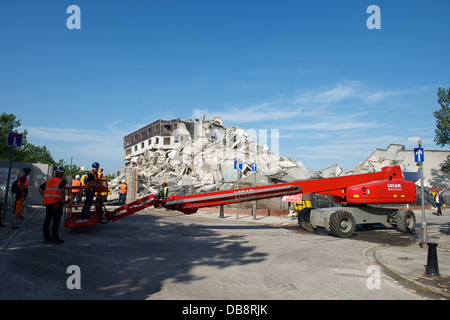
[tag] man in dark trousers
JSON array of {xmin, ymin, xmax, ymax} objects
[
  {"xmin": 39, "ymin": 165, "xmax": 66, "ymax": 244},
  {"xmin": 435, "ymin": 192, "xmax": 444, "ymax": 216},
  {"xmin": 81, "ymin": 162, "xmax": 100, "ymax": 218}
]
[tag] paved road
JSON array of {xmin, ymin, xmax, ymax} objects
[{"xmin": 0, "ymin": 208, "xmax": 434, "ymax": 300}]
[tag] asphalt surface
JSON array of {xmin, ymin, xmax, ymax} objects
[{"xmin": 0, "ymin": 205, "xmax": 449, "ymax": 300}]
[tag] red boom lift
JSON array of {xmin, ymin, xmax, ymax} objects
[{"xmin": 64, "ymin": 165, "xmax": 417, "ymax": 237}]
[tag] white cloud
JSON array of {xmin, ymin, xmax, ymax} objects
[
  {"xmin": 24, "ymin": 123, "xmax": 127, "ymax": 173},
  {"xmin": 193, "ymin": 99, "xmax": 303, "ymax": 124},
  {"xmin": 364, "ymin": 89, "xmax": 409, "ymax": 104},
  {"xmin": 295, "ymin": 80, "xmax": 361, "ymax": 104},
  {"xmin": 295, "ymin": 80, "xmax": 425, "ymax": 107},
  {"xmin": 290, "ymin": 120, "xmax": 382, "ymax": 131},
  {"xmin": 192, "ymin": 108, "xmax": 208, "ymax": 120},
  {"xmin": 26, "ymin": 127, "xmax": 104, "ymax": 143}
]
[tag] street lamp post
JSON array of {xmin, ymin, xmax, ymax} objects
[{"xmin": 409, "ymin": 137, "xmax": 427, "ymax": 248}]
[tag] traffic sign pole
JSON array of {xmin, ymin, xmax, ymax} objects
[
  {"xmin": 419, "ymin": 159, "xmax": 427, "ymax": 248},
  {"xmin": 409, "ymin": 137, "xmax": 427, "ymax": 248},
  {"xmin": 414, "ymin": 145, "xmax": 426, "ymax": 247},
  {"xmin": 237, "ymin": 166, "xmax": 239, "ymax": 219},
  {"xmin": 252, "ymin": 162, "xmax": 257, "ymax": 220}
]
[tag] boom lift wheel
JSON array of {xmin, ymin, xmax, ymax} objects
[
  {"xmin": 329, "ymin": 210, "xmax": 356, "ymax": 238},
  {"xmin": 395, "ymin": 209, "xmax": 416, "ymax": 233},
  {"xmin": 297, "ymin": 207, "xmax": 315, "ymax": 232}
]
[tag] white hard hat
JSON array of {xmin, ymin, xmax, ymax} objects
[
  {"xmin": 76, "ymin": 175, "xmax": 80, "ymax": 179},
  {"xmin": 55, "ymin": 165, "xmax": 65, "ymax": 173}
]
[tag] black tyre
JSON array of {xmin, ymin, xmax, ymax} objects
[
  {"xmin": 329, "ymin": 210, "xmax": 356, "ymax": 238},
  {"xmin": 298, "ymin": 207, "xmax": 315, "ymax": 232},
  {"xmin": 396, "ymin": 209, "xmax": 416, "ymax": 233}
]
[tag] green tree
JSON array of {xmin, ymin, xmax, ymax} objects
[
  {"xmin": 433, "ymin": 88, "xmax": 450, "ymax": 171},
  {"xmin": 54, "ymin": 158, "xmax": 84, "ymax": 179},
  {"xmin": 0, "ymin": 112, "xmax": 55, "ymax": 164},
  {"xmin": 20, "ymin": 144, "xmax": 54, "ymax": 164},
  {"xmin": 0, "ymin": 112, "xmax": 23, "ymax": 160}
]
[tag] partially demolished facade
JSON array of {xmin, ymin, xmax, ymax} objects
[{"xmin": 119, "ymin": 117, "xmax": 316, "ymax": 199}]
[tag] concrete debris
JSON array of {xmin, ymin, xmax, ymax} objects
[
  {"xmin": 347, "ymin": 144, "xmax": 450, "ymax": 189},
  {"xmin": 114, "ymin": 120, "xmax": 450, "ymax": 201},
  {"xmin": 114, "ymin": 117, "xmax": 324, "ymax": 199},
  {"xmin": 318, "ymin": 164, "xmax": 343, "ymax": 178},
  {"xmin": 347, "ymin": 144, "xmax": 408, "ymax": 175}
]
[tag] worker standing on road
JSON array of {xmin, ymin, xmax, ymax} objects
[
  {"xmin": 435, "ymin": 192, "xmax": 444, "ymax": 216},
  {"xmin": 14, "ymin": 167, "xmax": 31, "ymax": 219},
  {"xmin": 81, "ymin": 162, "xmax": 100, "ymax": 218},
  {"xmin": 71, "ymin": 175, "xmax": 82, "ymax": 204},
  {"xmin": 118, "ymin": 180, "xmax": 127, "ymax": 205},
  {"xmin": 39, "ymin": 165, "xmax": 66, "ymax": 244},
  {"xmin": 158, "ymin": 182, "xmax": 169, "ymax": 199}
]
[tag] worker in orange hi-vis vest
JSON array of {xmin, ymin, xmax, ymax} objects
[
  {"xmin": 118, "ymin": 180, "xmax": 127, "ymax": 205},
  {"xmin": 39, "ymin": 165, "xmax": 66, "ymax": 244},
  {"xmin": 15, "ymin": 167, "xmax": 31, "ymax": 219},
  {"xmin": 71, "ymin": 175, "xmax": 82, "ymax": 204}
]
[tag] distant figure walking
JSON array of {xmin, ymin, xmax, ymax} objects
[{"xmin": 435, "ymin": 192, "xmax": 444, "ymax": 216}]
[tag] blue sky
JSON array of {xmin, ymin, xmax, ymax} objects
[{"xmin": 1, "ymin": 0, "xmax": 449, "ymax": 174}]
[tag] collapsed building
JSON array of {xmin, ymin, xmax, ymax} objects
[
  {"xmin": 116, "ymin": 117, "xmax": 450, "ymax": 207},
  {"xmin": 118, "ymin": 117, "xmax": 316, "ymax": 200},
  {"xmin": 347, "ymin": 144, "xmax": 449, "ymax": 188}
]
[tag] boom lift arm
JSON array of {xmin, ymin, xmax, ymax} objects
[{"xmin": 64, "ymin": 166, "xmax": 416, "ymax": 232}]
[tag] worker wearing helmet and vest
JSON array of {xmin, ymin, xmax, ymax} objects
[
  {"xmin": 15, "ymin": 167, "xmax": 31, "ymax": 219},
  {"xmin": 81, "ymin": 162, "xmax": 100, "ymax": 218},
  {"xmin": 39, "ymin": 165, "xmax": 66, "ymax": 244},
  {"xmin": 71, "ymin": 175, "xmax": 82, "ymax": 204},
  {"xmin": 158, "ymin": 182, "xmax": 169, "ymax": 200},
  {"xmin": 118, "ymin": 180, "xmax": 127, "ymax": 205}
]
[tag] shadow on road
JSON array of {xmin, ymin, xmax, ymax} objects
[{"xmin": 0, "ymin": 212, "xmax": 269, "ymax": 299}]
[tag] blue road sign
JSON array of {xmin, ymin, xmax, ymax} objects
[
  {"xmin": 414, "ymin": 147, "xmax": 424, "ymax": 163},
  {"xmin": 234, "ymin": 160, "xmax": 243, "ymax": 170},
  {"xmin": 252, "ymin": 163, "xmax": 257, "ymax": 172},
  {"xmin": 7, "ymin": 132, "xmax": 22, "ymax": 147}
]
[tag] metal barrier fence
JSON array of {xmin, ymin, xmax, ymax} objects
[{"xmin": 0, "ymin": 185, "xmax": 16, "ymax": 217}]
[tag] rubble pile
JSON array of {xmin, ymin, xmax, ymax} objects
[
  {"xmin": 113, "ymin": 119, "xmax": 450, "ymax": 202},
  {"xmin": 346, "ymin": 144, "xmax": 408, "ymax": 175},
  {"xmin": 114, "ymin": 118, "xmax": 322, "ymax": 199}
]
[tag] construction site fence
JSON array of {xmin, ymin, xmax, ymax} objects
[{"xmin": 0, "ymin": 185, "xmax": 16, "ymax": 216}]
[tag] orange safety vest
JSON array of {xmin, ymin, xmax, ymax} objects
[
  {"xmin": 119, "ymin": 184, "xmax": 127, "ymax": 194},
  {"xmin": 18, "ymin": 174, "xmax": 29, "ymax": 189},
  {"xmin": 71, "ymin": 179, "xmax": 81, "ymax": 193},
  {"xmin": 43, "ymin": 177, "xmax": 64, "ymax": 204}
]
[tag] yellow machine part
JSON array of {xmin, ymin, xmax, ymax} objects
[
  {"xmin": 102, "ymin": 178, "xmax": 112, "ymax": 196},
  {"xmin": 293, "ymin": 200, "xmax": 311, "ymax": 213},
  {"xmin": 80, "ymin": 175, "xmax": 112, "ymax": 196}
]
